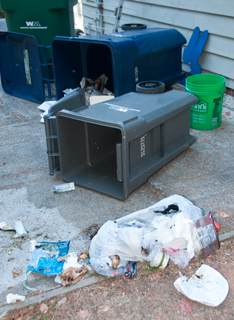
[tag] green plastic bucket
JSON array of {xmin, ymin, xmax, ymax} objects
[{"xmin": 185, "ymin": 74, "xmax": 226, "ymax": 130}]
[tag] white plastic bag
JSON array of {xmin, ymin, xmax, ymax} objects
[
  {"xmin": 174, "ymin": 264, "xmax": 229, "ymax": 306},
  {"xmin": 89, "ymin": 195, "xmax": 204, "ymax": 275},
  {"xmin": 89, "ymin": 220, "xmax": 167, "ymax": 276}
]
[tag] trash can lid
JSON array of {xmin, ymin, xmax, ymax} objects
[{"xmin": 0, "ymin": 31, "xmax": 45, "ymax": 103}]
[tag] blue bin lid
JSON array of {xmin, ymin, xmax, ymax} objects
[{"xmin": 0, "ymin": 31, "xmax": 44, "ymax": 103}]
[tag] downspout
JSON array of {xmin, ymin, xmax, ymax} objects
[{"xmin": 97, "ymin": 0, "xmax": 104, "ymax": 34}]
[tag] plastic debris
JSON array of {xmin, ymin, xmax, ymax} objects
[
  {"xmin": 27, "ymin": 241, "xmax": 70, "ymax": 276},
  {"xmin": 174, "ymin": 264, "xmax": 229, "ymax": 307},
  {"xmin": 23, "ymin": 270, "xmax": 38, "ymax": 291},
  {"xmin": 0, "ymin": 221, "xmax": 14, "ymax": 231},
  {"xmin": 6, "ymin": 293, "xmax": 25, "ymax": 304},
  {"xmin": 28, "ymin": 240, "xmax": 37, "ymax": 252},
  {"xmin": 214, "ymin": 221, "xmax": 220, "ymax": 231},
  {"xmin": 193, "ymin": 211, "xmax": 220, "ymax": 258},
  {"xmin": 62, "ymin": 253, "xmax": 81, "ymax": 269},
  {"xmin": 63, "ymin": 87, "xmax": 79, "ymax": 96},
  {"xmin": 89, "ymin": 195, "xmax": 220, "ymax": 276},
  {"xmin": 53, "ymin": 182, "xmax": 75, "ymax": 193},
  {"xmin": 0, "ymin": 220, "xmax": 27, "ymax": 237},
  {"xmin": 14, "ymin": 220, "xmax": 27, "ymax": 238},
  {"xmin": 37, "ymin": 101, "xmax": 56, "ymax": 123},
  {"xmin": 57, "ymin": 254, "xmax": 70, "ymax": 262}
]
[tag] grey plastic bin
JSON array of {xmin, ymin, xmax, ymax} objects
[{"xmin": 56, "ymin": 90, "xmax": 197, "ymax": 200}]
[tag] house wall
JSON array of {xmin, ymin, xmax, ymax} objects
[{"xmin": 74, "ymin": 0, "xmax": 234, "ymax": 89}]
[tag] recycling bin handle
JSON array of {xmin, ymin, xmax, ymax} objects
[{"xmin": 116, "ymin": 143, "xmax": 123, "ymax": 182}]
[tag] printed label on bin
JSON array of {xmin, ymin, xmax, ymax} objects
[
  {"xmin": 23, "ymin": 50, "xmax": 32, "ymax": 85},
  {"xmin": 140, "ymin": 134, "xmax": 147, "ymax": 157},
  {"xmin": 20, "ymin": 21, "xmax": 47, "ymax": 30},
  {"xmin": 105, "ymin": 103, "xmax": 140, "ymax": 113},
  {"xmin": 191, "ymin": 100, "xmax": 208, "ymax": 113}
]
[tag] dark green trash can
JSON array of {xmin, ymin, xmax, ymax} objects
[{"xmin": 0, "ymin": 0, "xmax": 77, "ymax": 45}]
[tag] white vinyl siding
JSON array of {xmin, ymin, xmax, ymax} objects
[{"xmin": 75, "ymin": 0, "xmax": 234, "ymax": 89}]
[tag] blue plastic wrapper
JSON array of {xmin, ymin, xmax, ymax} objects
[{"xmin": 27, "ymin": 241, "xmax": 70, "ymax": 276}]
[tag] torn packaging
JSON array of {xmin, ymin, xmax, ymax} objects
[
  {"xmin": 60, "ymin": 266, "xmax": 88, "ymax": 287},
  {"xmin": 27, "ymin": 241, "xmax": 70, "ymax": 276},
  {"xmin": 80, "ymin": 74, "xmax": 108, "ymax": 93}
]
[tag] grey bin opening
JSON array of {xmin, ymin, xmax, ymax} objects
[
  {"xmin": 57, "ymin": 118, "xmax": 123, "ymax": 199},
  {"xmin": 56, "ymin": 90, "xmax": 198, "ymax": 200}
]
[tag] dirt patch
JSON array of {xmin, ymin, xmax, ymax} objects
[{"xmin": 3, "ymin": 238, "xmax": 234, "ymax": 320}]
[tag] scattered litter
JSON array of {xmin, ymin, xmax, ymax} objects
[
  {"xmin": 28, "ymin": 240, "xmax": 37, "ymax": 252},
  {"xmin": 23, "ymin": 270, "xmax": 38, "ymax": 291},
  {"xmin": 6, "ymin": 293, "xmax": 25, "ymax": 304},
  {"xmin": 214, "ymin": 221, "xmax": 220, "ymax": 231},
  {"xmin": 0, "ymin": 220, "xmax": 27, "ymax": 237},
  {"xmin": 55, "ymin": 252, "xmax": 90, "ymax": 284},
  {"xmin": 216, "ymin": 211, "xmax": 229, "ymax": 219},
  {"xmin": 13, "ymin": 220, "xmax": 27, "ymax": 238},
  {"xmin": 54, "ymin": 274, "xmax": 62, "ymax": 284},
  {"xmin": 37, "ymin": 101, "xmax": 56, "ymax": 123},
  {"xmin": 0, "ymin": 221, "xmax": 14, "ymax": 231},
  {"xmin": 79, "ymin": 251, "xmax": 89, "ymax": 260},
  {"xmin": 80, "ymin": 74, "xmax": 114, "ymax": 105},
  {"xmin": 80, "ymin": 74, "xmax": 108, "ymax": 93},
  {"xmin": 63, "ymin": 87, "xmax": 79, "ymax": 96},
  {"xmin": 193, "ymin": 211, "xmax": 220, "ymax": 258},
  {"xmin": 63, "ymin": 253, "xmax": 82, "ymax": 270},
  {"xmin": 60, "ymin": 265, "xmax": 88, "ymax": 287},
  {"xmin": 89, "ymin": 195, "xmax": 221, "ymax": 276},
  {"xmin": 27, "ymin": 241, "xmax": 70, "ymax": 276},
  {"xmin": 174, "ymin": 264, "xmax": 229, "ymax": 307},
  {"xmin": 57, "ymin": 254, "xmax": 70, "ymax": 262},
  {"xmin": 53, "ymin": 182, "xmax": 75, "ymax": 193}
]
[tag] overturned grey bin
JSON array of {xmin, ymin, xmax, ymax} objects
[{"xmin": 55, "ymin": 90, "xmax": 197, "ymax": 200}]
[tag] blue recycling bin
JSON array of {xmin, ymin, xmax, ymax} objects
[{"xmin": 52, "ymin": 28, "xmax": 186, "ymax": 99}]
